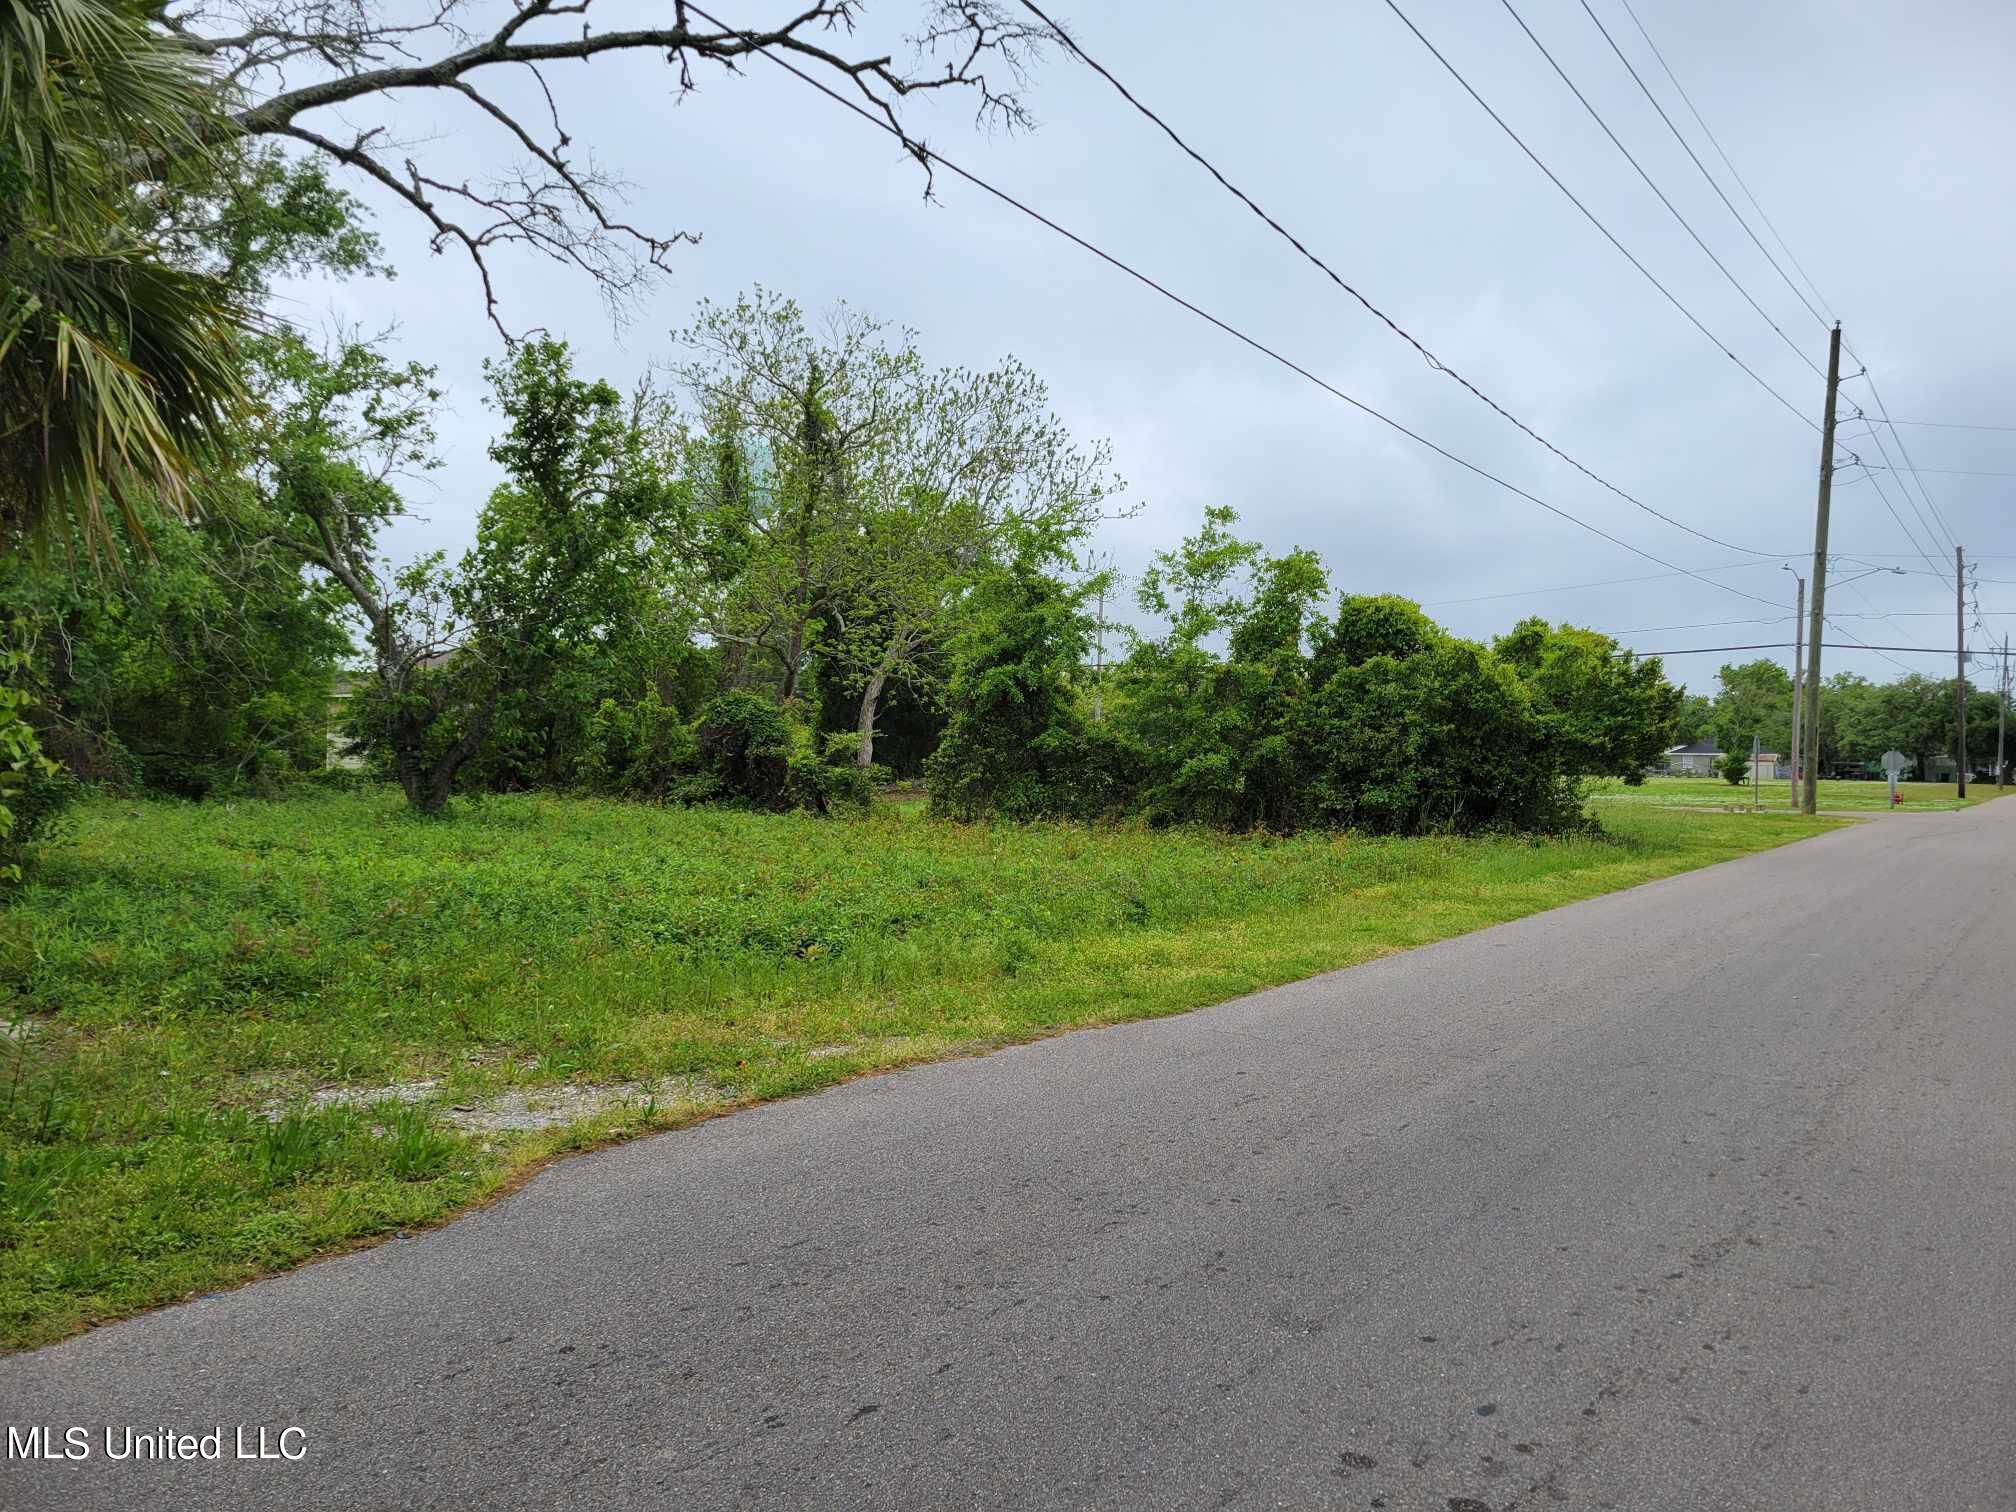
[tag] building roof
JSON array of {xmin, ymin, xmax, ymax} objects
[{"xmin": 1666, "ymin": 739, "xmax": 1720, "ymax": 756}]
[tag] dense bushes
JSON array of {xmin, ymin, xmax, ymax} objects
[
  {"xmin": 928, "ymin": 511, "xmax": 1681, "ymax": 836},
  {"xmin": 926, "ymin": 560, "xmax": 1138, "ymax": 822}
]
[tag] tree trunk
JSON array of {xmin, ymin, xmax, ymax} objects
[
  {"xmin": 780, "ymin": 620, "xmax": 805, "ymax": 704},
  {"xmin": 855, "ymin": 662, "xmax": 893, "ymax": 769}
]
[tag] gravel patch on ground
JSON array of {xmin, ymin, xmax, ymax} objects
[{"xmin": 266, "ymin": 1076, "xmax": 727, "ymax": 1132}]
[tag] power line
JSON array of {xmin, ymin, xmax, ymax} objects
[
  {"xmin": 1613, "ymin": 0, "xmax": 1837, "ymax": 325},
  {"xmin": 1008, "ymin": 0, "xmax": 1782, "ymax": 558},
  {"xmin": 1421, "ymin": 559, "xmax": 1787, "ymax": 608},
  {"xmin": 1877, "ymin": 418, "xmax": 2016, "ymax": 433},
  {"xmin": 1600, "ymin": 615, "xmax": 1792, "ymax": 635},
  {"xmin": 1498, "ymin": 0, "xmax": 1823, "ymax": 380},
  {"xmin": 1823, "ymin": 616, "xmax": 1913, "ymax": 672},
  {"xmin": 1852, "ymin": 371, "xmax": 1962, "ymax": 546},
  {"xmin": 1620, "ymin": 642, "xmax": 1970, "ymax": 658},
  {"xmin": 1858, "ymin": 447, "xmax": 1950, "ymax": 570},
  {"xmin": 1377, "ymin": 0, "xmax": 1832, "ymax": 442},
  {"xmin": 1853, "ymin": 463, "xmax": 2016, "ymax": 480},
  {"xmin": 1600, "ymin": 0, "xmax": 1967, "ymax": 573},
  {"xmin": 1587, "ymin": 0, "xmax": 1829, "ymax": 335},
  {"xmin": 707, "ymin": 5, "xmax": 1794, "ymax": 616}
]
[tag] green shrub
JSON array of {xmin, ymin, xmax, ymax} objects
[
  {"xmin": 928, "ymin": 559, "xmax": 1137, "ymax": 821},
  {"xmin": 1294, "ymin": 639, "xmax": 1586, "ymax": 835},
  {"xmin": 576, "ymin": 687, "xmax": 701, "ymax": 798},
  {"xmin": 787, "ymin": 732, "xmax": 880, "ymax": 815},
  {"xmin": 693, "ymin": 692, "xmax": 797, "ymax": 811}
]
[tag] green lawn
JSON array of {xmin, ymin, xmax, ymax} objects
[
  {"xmin": 1589, "ymin": 775, "xmax": 2004, "ymax": 813},
  {"xmin": 0, "ymin": 790, "xmax": 1844, "ymax": 1351}
]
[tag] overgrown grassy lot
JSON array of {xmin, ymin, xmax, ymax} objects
[
  {"xmin": 1588, "ymin": 775, "xmax": 1997, "ymax": 812},
  {"xmin": 1, "ymin": 790, "xmax": 1842, "ymax": 1350}
]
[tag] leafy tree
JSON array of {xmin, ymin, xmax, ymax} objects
[
  {"xmin": 0, "ymin": 0, "xmax": 249, "ymax": 549},
  {"xmin": 1710, "ymin": 659, "xmax": 1793, "ymax": 763},
  {"xmin": 0, "ymin": 496, "xmax": 349, "ymax": 796},
  {"xmin": 445, "ymin": 339, "xmax": 689, "ymax": 797},
  {"xmin": 679, "ymin": 291, "xmax": 1115, "ymax": 764},
  {"xmin": 1309, "ymin": 593, "xmax": 1443, "ymax": 686},
  {"xmin": 1116, "ymin": 509, "xmax": 1326, "ymax": 829},
  {"xmin": 1295, "ymin": 632, "xmax": 1577, "ymax": 835},
  {"xmin": 1494, "ymin": 619, "xmax": 1681, "ymax": 783},
  {"xmin": 253, "ymin": 332, "xmax": 466, "ymax": 810},
  {"xmin": 1670, "ymin": 692, "xmax": 1715, "ymax": 747},
  {"xmin": 927, "ymin": 557, "xmax": 1136, "ymax": 821},
  {"xmin": 1715, "ymin": 749, "xmax": 1750, "ymax": 785}
]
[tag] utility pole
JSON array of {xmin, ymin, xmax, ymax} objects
[
  {"xmin": 1787, "ymin": 570, "xmax": 1804, "ymax": 808},
  {"xmin": 1801, "ymin": 324, "xmax": 1842, "ymax": 816},
  {"xmin": 1956, "ymin": 544, "xmax": 1968, "ymax": 799}
]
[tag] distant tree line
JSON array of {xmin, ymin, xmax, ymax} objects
[{"xmin": 1672, "ymin": 660, "xmax": 2005, "ymax": 780}]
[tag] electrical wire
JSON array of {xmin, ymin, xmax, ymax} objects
[
  {"xmin": 1599, "ymin": 0, "xmax": 1970, "ymax": 573},
  {"xmin": 1853, "ymin": 463, "xmax": 2016, "ymax": 480},
  {"xmin": 1617, "ymin": 642, "xmax": 1966, "ymax": 657},
  {"xmin": 1377, "ymin": 0, "xmax": 1833, "ymax": 443},
  {"xmin": 1822, "ymin": 617, "xmax": 1913, "ymax": 672},
  {"xmin": 1614, "ymin": 0, "xmax": 1837, "ymax": 325},
  {"xmin": 701, "ymin": 3, "xmax": 1795, "ymax": 615},
  {"xmin": 1852, "ymin": 370, "xmax": 1962, "ymax": 545},
  {"xmin": 1498, "ymin": 0, "xmax": 1823, "ymax": 380},
  {"xmin": 1008, "ymin": 0, "xmax": 1784, "ymax": 558},
  {"xmin": 1581, "ymin": 0, "xmax": 1830, "ymax": 335},
  {"xmin": 1421, "ymin": 559, "xmax": 1788, "ymax": 608},
  {"xmin": 1855, "ymin": 445, "xmax": 1949, "ymax": 571}
]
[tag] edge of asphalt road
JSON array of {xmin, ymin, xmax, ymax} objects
[{"xmin": 11, "ymin": 802, "xmax": 1925, "ymax": 1355}]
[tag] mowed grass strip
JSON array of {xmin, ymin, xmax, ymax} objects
[
  {"xmin": 1588, "ymin": 775, "xmax": 2003, "ymax": 812},
  {"xmin": 0, "ymin": 790, "xmax": 1841, "ymax": 1350}
]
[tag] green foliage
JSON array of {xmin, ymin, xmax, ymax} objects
[
  {"xmin": 1716, "ymin": 750, "xmax": 1751, "ymax": 785},
  {"xmin": 1309, "ymin": 592, "xmax": 1443, "ymax": 684},
  {"xmin": 692, "ymin": 691, "xmax": 795, "ymax": 809},
  {"xmin": 1710, "ymin": 659, "xmax": 1793, "ymax": 763},
  {"xmin": 1671, "ymin": 692, "xmax": 1715, "ymax": 747},
  {"xmin": 0, "ymin": 496, "xmax": 350, "ymax": 796},
  {"xmin": 575, "ymin": 688, "xmax": 700, "ymax": 799},
  {"xmin": 676, "ymin": 289, "xmax": 1115, "ymax": 760},
  {"xmin": 0, "ymin": 0, "xmax": 251, "ymax": 549},
  {"xmin": 1118, "ymin": 522, "xmax": 1326, "ymax": 830},
  {"xmin": 927, "ymin": 557, "xmax": 1136, "ymax": 821},
  {"xmin": 0, "ymin": 643, "xmax": 71, "ymax": 880},
  {"xmin": 1296, "ymin": 634, "xmax": 1584, "ymax": 834},
  {"xmin": 1495, "ymin": 618, "xmax": 1681, "ymax": 783}
]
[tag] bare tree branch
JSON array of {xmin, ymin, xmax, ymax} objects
[{"xmin": 161, "ymin": 1, "xmax": 1046, "ymax": 333}]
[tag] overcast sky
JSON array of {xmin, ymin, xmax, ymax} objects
[{"xmin": 281, "ymin": 0, "xmax": 2016, "ymax": 691}]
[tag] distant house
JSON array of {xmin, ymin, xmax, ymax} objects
[
  {"xmin": 1662, "ymin": 739, "xmax": 1786, "ymax": 780},
  {"xmin": 1663, "ymin": 739, "xmax": 1720, "ymax": 776},
  {"xmin": 327, "ymin": 671, "xmax": 367, "ymax": 770}
]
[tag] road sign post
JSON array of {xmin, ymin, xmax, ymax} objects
[{"xmin": 1882, "ymin": 749, "xmax": 1908, "ymax": 810}]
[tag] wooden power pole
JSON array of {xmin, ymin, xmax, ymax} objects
[
  {"xmin": 1801, "ymin": 324, "xmax": 1842, "ymax": 816},
  {"xmin": 1788, "ymin": 573, "xmax": 1804, "ymax": 808},
  {"xmin": 1957, "ymin": 544, "xmax": 1968, "ymax": 799}
]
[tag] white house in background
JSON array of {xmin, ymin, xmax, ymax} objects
[
  {"xmin": 326, "ymin": 671, "xmax": 367, "ymax": 770},
  {"xmin": 1661, "ymin": 739, "xmax": 1785, "ymax": 780}
]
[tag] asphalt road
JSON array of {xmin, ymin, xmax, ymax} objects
[{"xmin": 7, "ymin": 804, "xmax": 2016, "ymax": 1511}]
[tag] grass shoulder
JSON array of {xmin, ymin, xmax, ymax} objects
[{"xmin": 0, "ymin": 790, "xmax": 1841, "ymax": 1351}]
